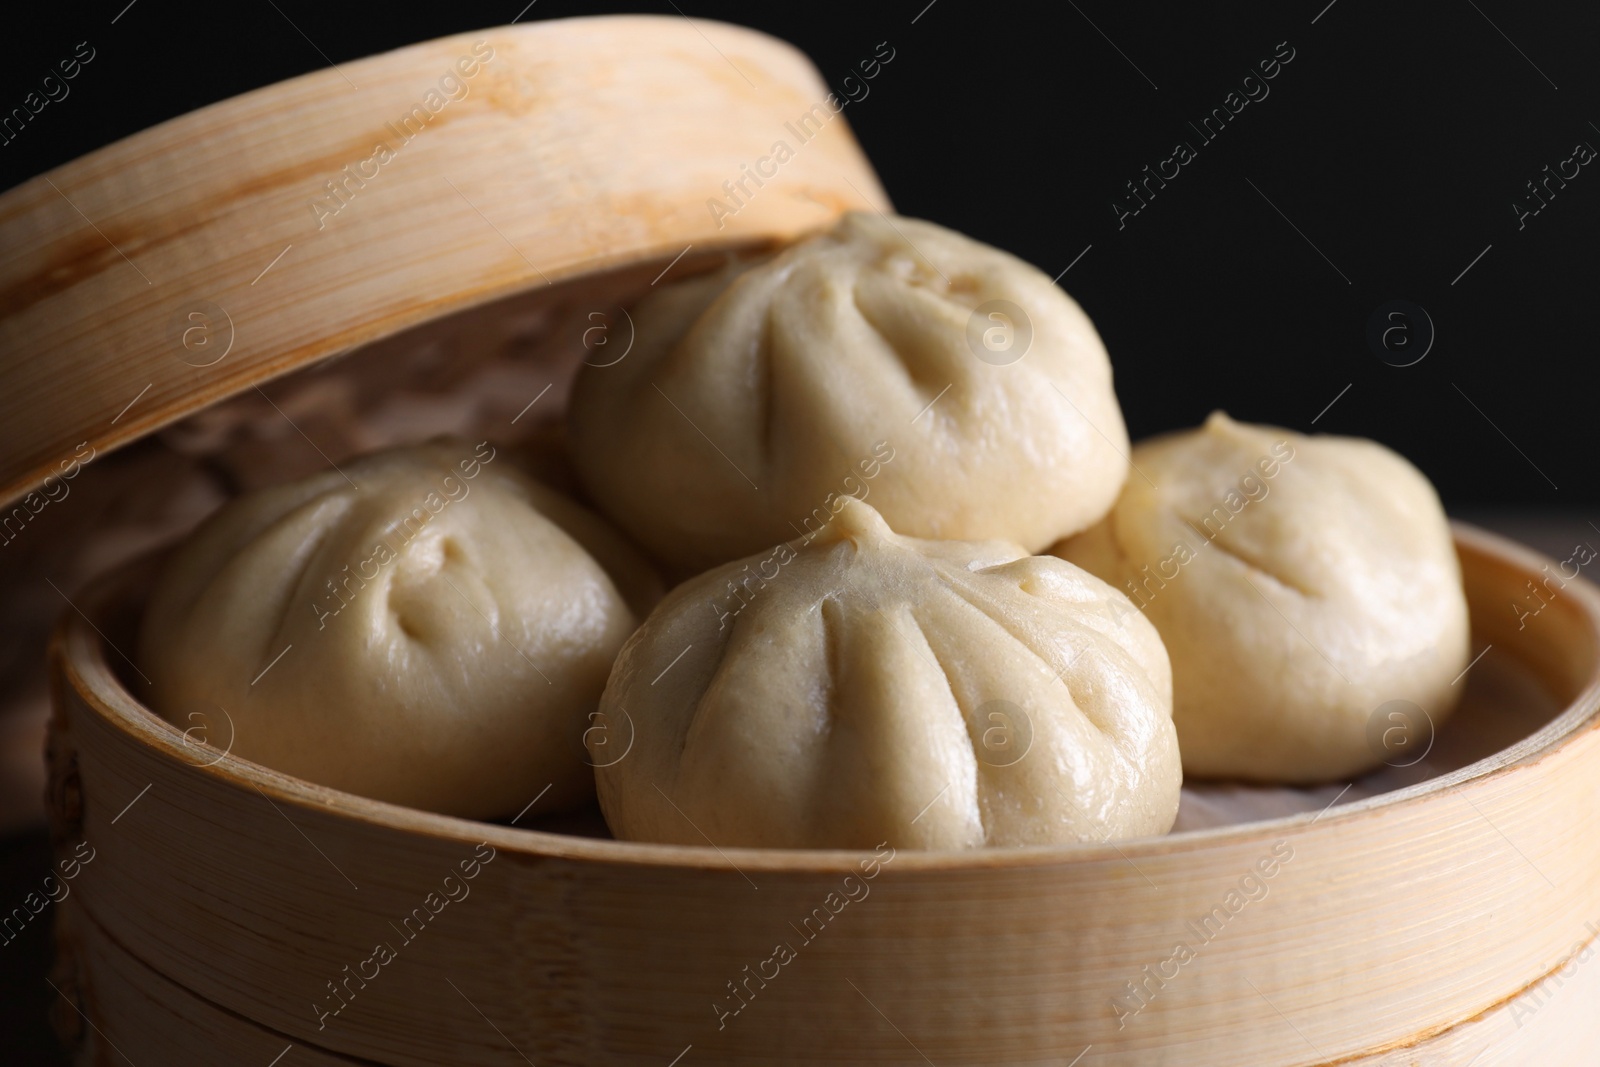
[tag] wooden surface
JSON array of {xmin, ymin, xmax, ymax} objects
[
  {"xmin": 45, "ymin": 524, "xmax": 1600, "ymax": 1065},
  {"xmin": 0, "ymin": 14, "xmax": 887, "ymax": 509}
]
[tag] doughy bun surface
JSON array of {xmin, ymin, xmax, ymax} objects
[
  {"xmin": 592, "ymin": 498, "xmax": 1179, "ymax": 850},
  {"xmin": 139, "ymin": 439, "xmax": 652, "ymax": 819},
  {"xmin": 1057, "ymin": 412, "xmax": 1470, "ymax": 783},
  {"xmin": 568, "ymin": 211, "xmax": 1130, "ymax": 573}
]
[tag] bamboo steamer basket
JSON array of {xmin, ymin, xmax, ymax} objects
[
  {"xmin": 6, "ymin": 15, "xmax": 1600, "ymax": 1067},
  {"xmin": 40, "ymin": 528, "xmax": 1600, "ymax": 1066}
]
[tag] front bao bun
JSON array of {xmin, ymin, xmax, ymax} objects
[
  {"xmin": 1056, "ymin": 412, "xmax": 1471, "ymax": 783},
  {"xmin": 567, "ymin": 211, "xmax": 1131, "ymax": 574},
  {"xmin": 139, "ymin": 439, "xmax": 660, "ymax": 820},
  {"xmin": 590, "ymin": 497, "xmax": 1180, "ymax": 850}
]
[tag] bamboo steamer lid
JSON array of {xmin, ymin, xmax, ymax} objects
[{"xmin": 0, "ymin": 14, "xmax": 887, "ymax": 507}]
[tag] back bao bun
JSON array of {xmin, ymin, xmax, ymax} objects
[
  {"xmin": 568, "ymin": 211, "xmax": 1131, "ymax": 574},
  {"xmin": 1056, "ymin": 413, "xmax": 1470, "ymax": 783},
  {"xmin": 589, "ymin": 498, "xmax": 1180, "ymax": 850}
]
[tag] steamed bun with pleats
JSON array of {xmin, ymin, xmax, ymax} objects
[
  {"xmin": 588, "ymin": 498, "xmax": 1180, "ymax": 849},
  {"xmin": 1055, "ymin": 412, "xmax": 1470, "ymax": 782},
  {"xmin": 139, "ymin": 439, "xmax": 661, "ymax": 819},
  {"xmin": 567, "ymin": 211, "xmax": 1130, "ymax": 573}
]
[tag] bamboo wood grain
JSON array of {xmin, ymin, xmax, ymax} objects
[
  {"xmin": 63, "ymin": 899, "xmax": 366, "ymax": 1066},
  {"xmin": 55, "ymin": 890, "xmax": 1600, "ymax": 1067},
  {"xmin": 0, "ymin": 15, "xmax": 887, "ymax": 509},
  {"xmin": 46, "ymin": 525, "xmax": 1600, "ymax": 1065},
  {"xmin": 58, "ymin": 897, "xmax": 1600, "ymax": 1067}
]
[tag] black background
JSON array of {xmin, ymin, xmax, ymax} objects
[{"xmin": 0, "ymin": 3, "xmax": 1593, "ymax": 1061}]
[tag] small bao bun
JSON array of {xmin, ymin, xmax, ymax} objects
[
  {"xmin": 567, "ymin": 211, "xmax": 1131, "ymax": 574},
  {"xmin": 590, "ymin": 498, "xmax": 1180, "ymax": 850},
  {"xmin": 1056, "ymin": 412, "xmax": 1471, "ymax": 783},
  {"xmin": 139, "ymin": 439, "xmax": 659, "ymax": 820}
]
